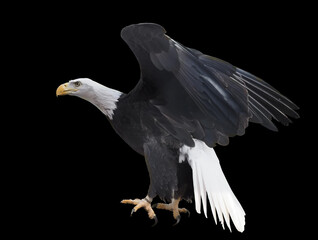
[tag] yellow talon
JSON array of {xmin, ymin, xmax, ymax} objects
[{"xmin": 121, "ymin": 197, "xmax": 158, "ymax": 226}]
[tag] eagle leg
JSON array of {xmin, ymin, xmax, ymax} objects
[
  {"xmin": 152, "ymin": 198, "xmax": 190, "ymax": 226},
  {"xmin": 121, "ymin": 196, "xmax": 158, "ymax": 226}
]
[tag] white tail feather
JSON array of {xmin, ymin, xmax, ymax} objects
[{"xmin": 179, "ymin": 139, "xmax": 246, "ymax": 232}]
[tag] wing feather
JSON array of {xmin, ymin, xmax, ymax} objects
[{"xmin": 121, "ymin": 23, "xmax": 299, "ymax": 147}]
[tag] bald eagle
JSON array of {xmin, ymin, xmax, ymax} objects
[{"xmin": 56, "ymin": 23, "xmax": 299, "ymax": 232}]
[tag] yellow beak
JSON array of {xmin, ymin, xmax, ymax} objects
[{"xmin": 56, "ymin": 83, "xmax": 78, "ymax": 96}]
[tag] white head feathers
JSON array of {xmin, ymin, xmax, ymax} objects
[{"xmin": 68, "ymin": 78, "xmax": 122, "ymax": 119}]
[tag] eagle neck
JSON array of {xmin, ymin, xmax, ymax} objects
[{"xmin": 87, "ymin": 83, "xmax": 122, "ymax": 120}]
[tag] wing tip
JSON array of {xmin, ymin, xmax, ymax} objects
[{"xmin": 236, "ymin": 67, "xmax": 300, "ymax": 129}]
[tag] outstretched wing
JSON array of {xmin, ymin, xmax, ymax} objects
[{"xmin": 121, "ymin": 23, "xmax": 299, "ymax": 147}]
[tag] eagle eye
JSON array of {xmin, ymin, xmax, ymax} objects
[{"xmin": 74, "ymin": 81, "xmax": 82, "ymax": 87}]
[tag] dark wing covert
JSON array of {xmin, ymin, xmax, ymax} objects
[{"xmin": 121, "ymin": 23, "xmax": 299, "ymax": 147}]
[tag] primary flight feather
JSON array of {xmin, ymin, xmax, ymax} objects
[{"xmin": 56, "ymin": 23, "xmax": 299, "ymax": 231}]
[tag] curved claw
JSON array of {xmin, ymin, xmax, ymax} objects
[
  {"xmin": 130, "ymin": 206, "xmax": 157, "ymax": 227},
  {"xmin": 185, "ymin": 209, "xmax": 190, "ymax": 218},
  {"xmin": 151, "ymin": 215, "xmax": 158, "ymax": 227},
  {"xmin": 130, "ymin": 208, "xmax": 135, "ymax": 216},
  {"xmin": 173, "ymin": 215, "xmax": 181, "ymax": 226},
  {"xmin": 151, "ymin": 203, "xmax": 158, "ymax": 209}
]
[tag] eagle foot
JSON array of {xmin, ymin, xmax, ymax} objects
[
  {"xmin": 152, "ymin": 198, "xmax": 190, "ymax": 226},
  {"xmin": 121, "ymin": 198, "xmax": 158, "ymax": 227}
]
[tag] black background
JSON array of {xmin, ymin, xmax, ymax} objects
[{"xmin": 8, "ymin": 2, "xmax": 313, "ymax": 239}]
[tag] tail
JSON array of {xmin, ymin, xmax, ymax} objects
[{"xmin": 179, "ymin": 139, "xmax": 245, "ymax": 232}]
